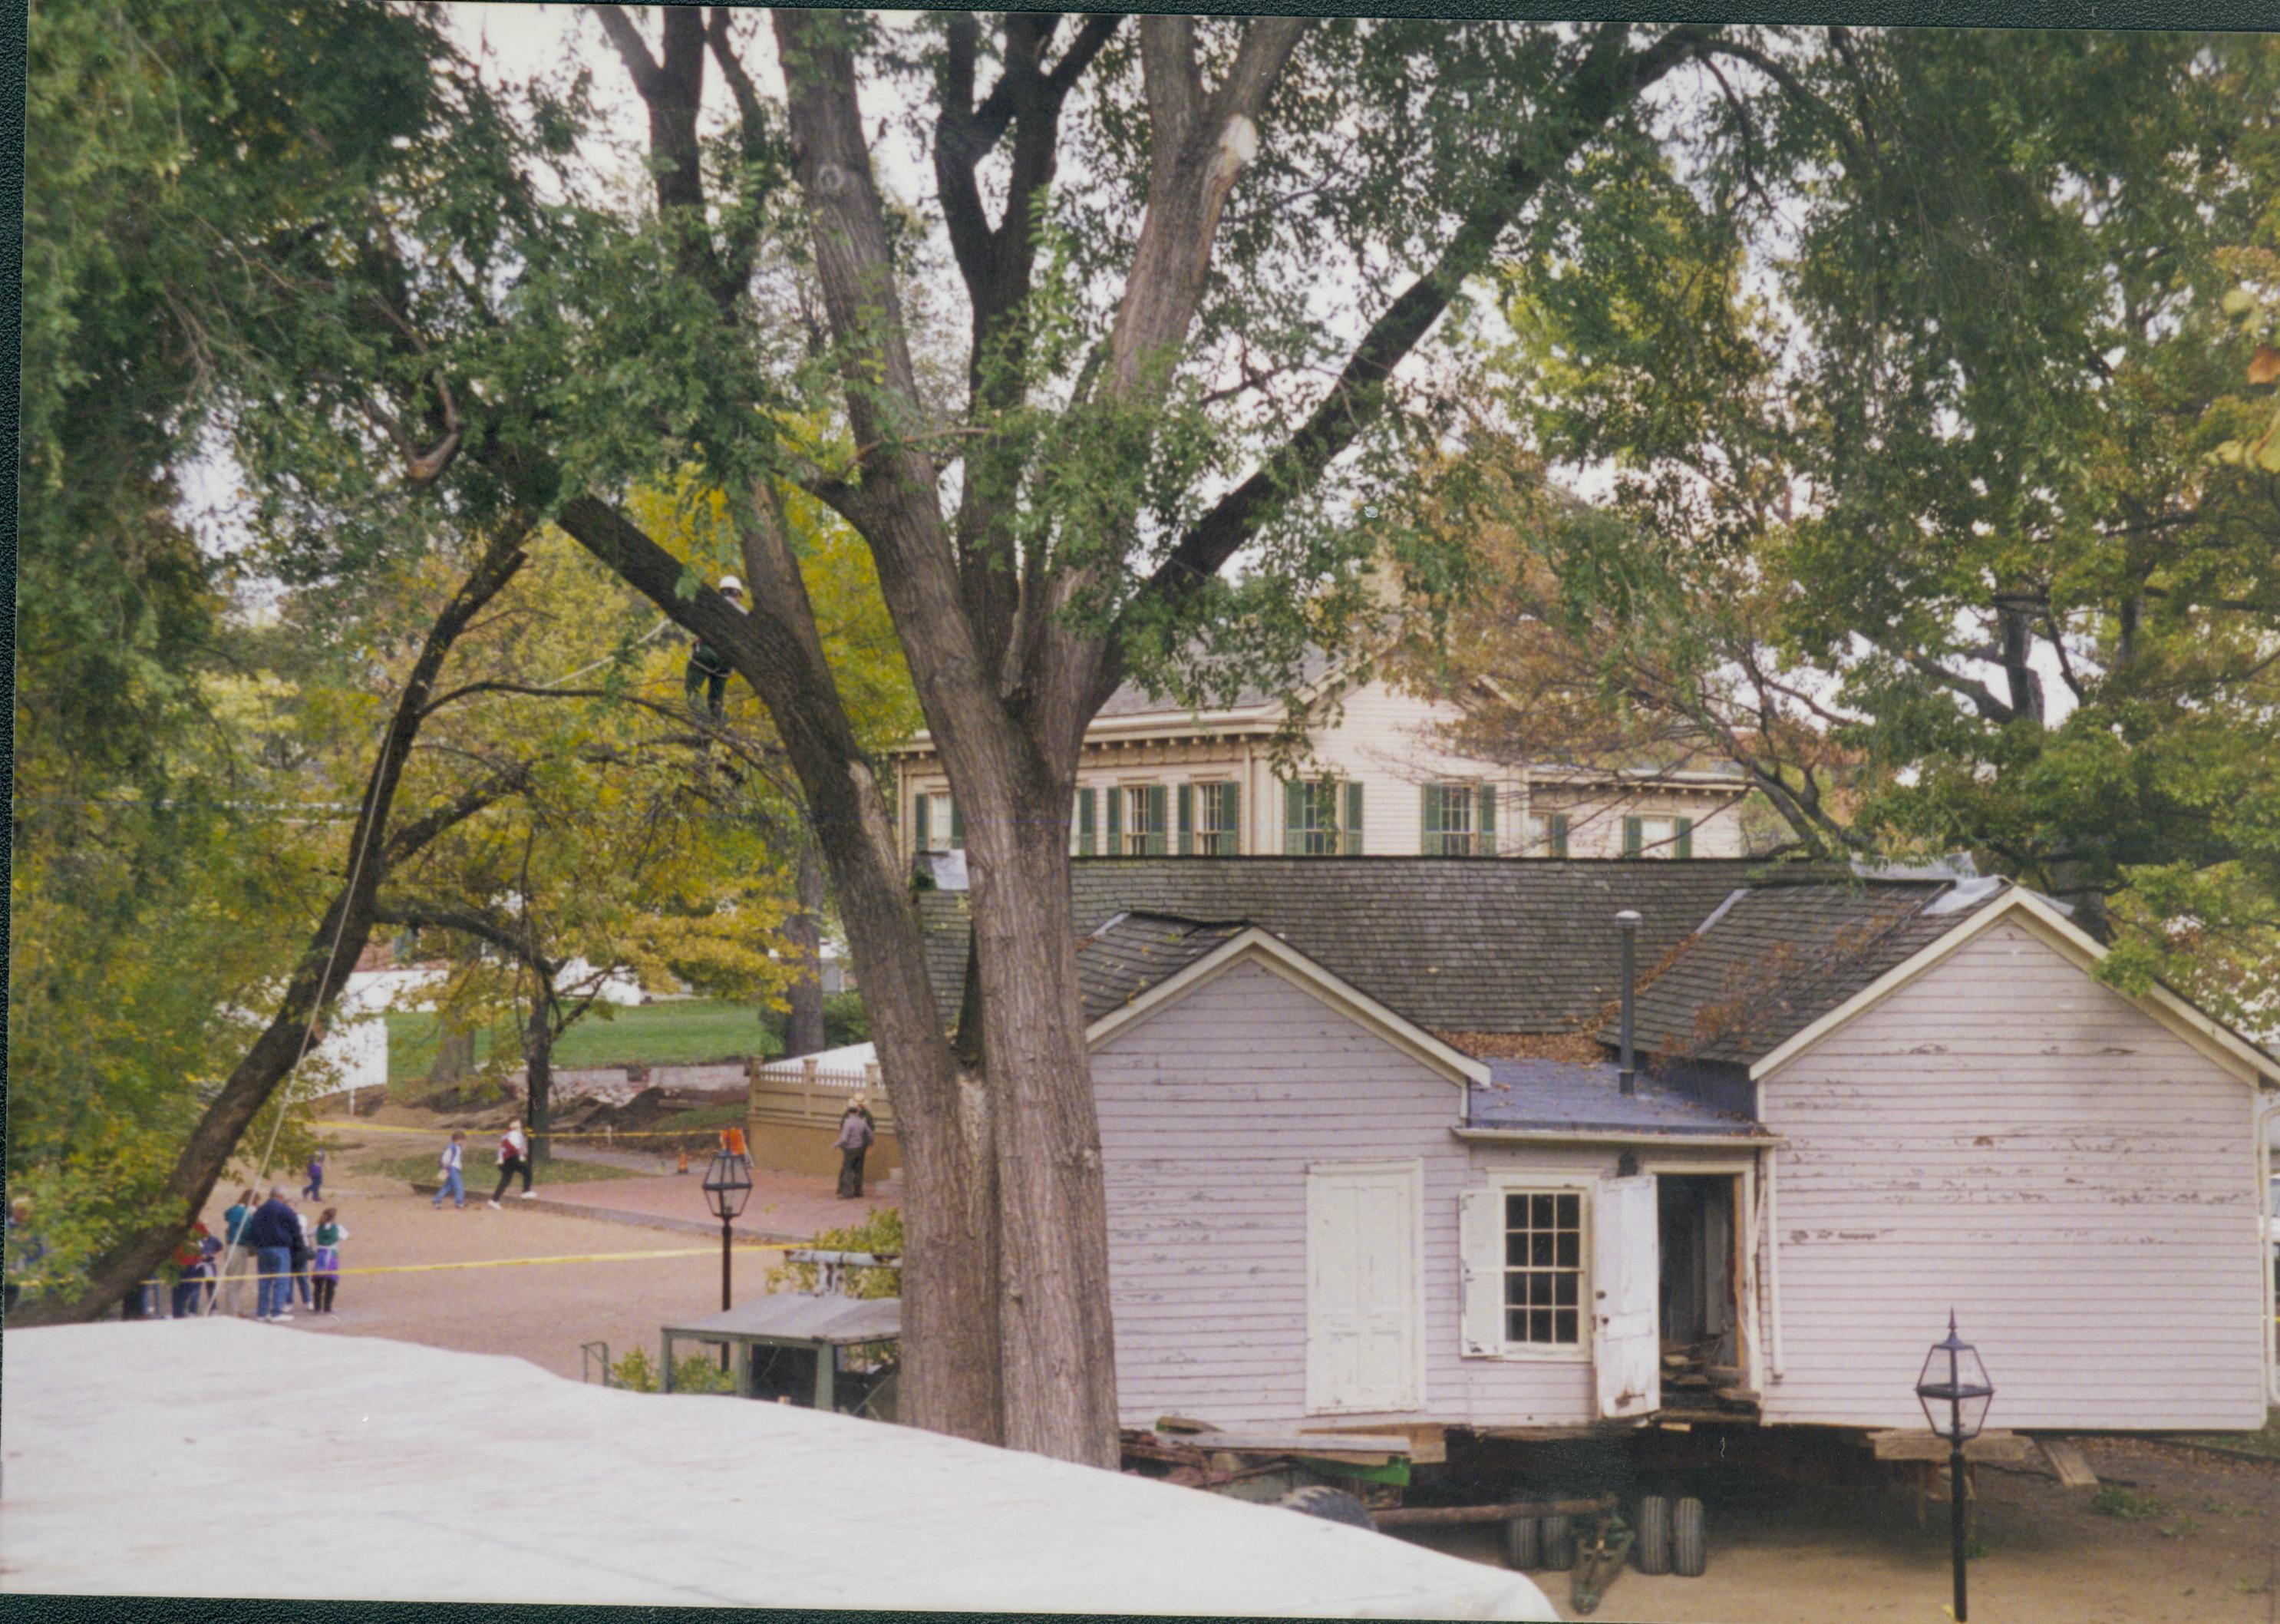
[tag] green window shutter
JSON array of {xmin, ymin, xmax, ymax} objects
[
  {"xmin": 914, "ymin": 794, "xmax": 932, "ymax": 851},
  {"xmin": 1622, "ymin": 816, "xmax": 1643, "ymax": 858},
  {"xmin": 1176, "ymin": 784, "xmax": 1194, "ymax": 856},
  {"xmin": 1284, "ymin": 781, "xmax": 1305, "ymax": 855},
  {"xmin": 1147, "ymin": 784, "xmax": 1169, "ymax": 855},
  {"xmin": 1477, "ymin": 784, "xmax": 1497, "ymax": 852},
  {"xmin": 1222, "ymin": 781, "xmax": 1240, "ymax": 850},
  {"xmin": 1107, "ymin": 787, "xmax": 1124, "ymax": 850},
  {"xmin": 1344, "ymin": 781, "xmax": 1364, "ymax": 856},
  {"xmin": 1077, "ymin": 787, "xmax": 1095, "ymax": 857},
  {"xmin": 1420, "ymin": 785, "xmax": 1441, "ymax": 857},
  {"xmin": 949, "ymin": 800, "xmax": 965, "ymax": 850},
  {"xmin": 1675, "ymin": 816, "xmax": 1694, "ymax": 860},
  {"xmin": 1549, "ymin": 813, "xmax": 1569, "ymax": 859}
]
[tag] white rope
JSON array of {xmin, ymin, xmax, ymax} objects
[{"xmin": 206, "ymin": 750, "xmax": 391, "ymax": 1315}]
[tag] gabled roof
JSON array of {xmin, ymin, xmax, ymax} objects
[
  {"xmin": 917, "ymin": 857, "xmax": 1827, "ymax": 1035},
  {"xmin": 1611, "ymin": 877, "xmax": 2007, "ymax": 1066},
  {"xmin": 1076, "ymin": 912, "xmax": 1250, "ymax": 1023},
  {"xmin": 1091, "ymin": 647, "xmax": 1341, "ymax": 721}
]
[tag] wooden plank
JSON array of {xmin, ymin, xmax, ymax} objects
[
  {"xmin": 2034, "ymin": 1437, "xmax": 2100, "ymax": 1488},
  {"xmin": 1302, "ymin": 1421, "xmax": 1447, "ymax": 1464},
  {"xmin": 1374, "ymin": 1496, "xmax": 1613, "ymax": 1529},
  {"xmin": 1183, "ymin": 1430, "xmax": 1413, "ymax": 1457},
  {"xmin": 1868, "ymin": 1428, "xmax": 2033, "ymax": 1464}
]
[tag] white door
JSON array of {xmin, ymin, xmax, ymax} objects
[
  {"xmin": 1592, "ymin": 1173, "xmax": 1661, "ymax": 1420},
  {"xmin": 1307, "ymin": 1162, "xmax": 1424, "ymax": 1414}
]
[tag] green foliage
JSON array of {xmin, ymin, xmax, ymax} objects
[
  {"xmin": 767, "ymin": 1207, "xmax": 903, "ymax": 1300},
  {"xmin": 607, "ymin": 1346, "xmax": 737, "ymax": 1395},
  {"xmin": 2093, "ymin": 1485, "xmax": 2166, "ymax": 1520}
]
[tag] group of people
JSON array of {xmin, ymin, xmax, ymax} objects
[
  {"xmin": 431, "ymin": 1121, "xmax": 538, "ymax": 1210},
  {"xmin": 217, "ymin": 1187, "xmax": 348, "ymax": 1322}
]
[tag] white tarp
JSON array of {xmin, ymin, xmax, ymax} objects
[{"xmin": 0, "ymin": 1322, "xmax": 1553, "ymax": 1618}]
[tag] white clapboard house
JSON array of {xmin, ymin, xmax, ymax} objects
[{"xmin": 917, "ymin": 857, "xmax": 2279, "ymax": 1438}]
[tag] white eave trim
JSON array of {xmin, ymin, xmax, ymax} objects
[
  {"xmin": 1083, "ymin": 927, "xmax": 1490, "ymax": 1088},
  {"xmin": 1748, "ymin": 885, "xmax": 2280, "ymax": 1088},
  {"xmin": 1455, "ymin": 1127, "xmax": 1781, "ymax": 1149}
]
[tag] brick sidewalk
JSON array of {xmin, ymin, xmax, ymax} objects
[{"xmin": 507, "ymin": 1165, "xmax": 898, "ymax": 1242}]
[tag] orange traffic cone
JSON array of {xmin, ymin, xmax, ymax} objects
[{"xmin": 677, "ymin": 1147, "xmax": 689, "ymax": 1175}]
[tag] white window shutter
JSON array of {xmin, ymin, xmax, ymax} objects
[{"xmin": 1459, "ymin": 1187, "xmax": 1504, "ymax": 1357}]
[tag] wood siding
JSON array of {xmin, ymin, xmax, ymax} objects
[
  {"xmin": 1757, "ymin": 919, "xmax": 2267, "ymax": 1431},
  {"xmin": 1091, "ymin": 958, "xmax": 1734, "ymax": 1430}
]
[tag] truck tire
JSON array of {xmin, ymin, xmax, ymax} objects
[
  {"xmin": 1633, "ymin": 1494, "xmax": 1672, "ymax": 1574},
  {"xmin": 1539, "ymin": 1513, "xmax": 1576, "ymax": 1572},
  {"xmin": 1278, "ymin": 1485, "xmax": 1378, "ymax": 1531},
  {"xmin": 1503, "ymin": 1514, "xmax": 1540, "ymax": 1570},
  {"xmin": 1672, "ymin": 1496, "xmax": 1708, "ymax": 1577}
]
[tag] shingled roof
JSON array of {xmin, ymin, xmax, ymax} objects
[
  {"xmin": 1076, "ymin": 913, "xmax": 1249, "ymax": 1022},
  {"xmin": 917, "ymin": 857, "xmax": 1844, "ymax": 1038},
  {"xmin": 1612, "ymin": 877, "xmax": 2010, "ymax": 1065}
]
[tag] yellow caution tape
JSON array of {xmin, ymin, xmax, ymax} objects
[
  {"xmin": 313, "ymin": 1117, "xmax": 748, "ymax": 1142},
  {"xmin": 141, "ymin": 1241, "xmax": 791, "ymax": 1289}
]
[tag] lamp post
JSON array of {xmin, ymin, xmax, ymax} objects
[
  {"xmin": 701, "ymin": 1129, "xmax": 754, "ymax": 1373},
  {"xmin": 1915, "ymin": 1312, "xmax": 1995, "ymax": 1622}
]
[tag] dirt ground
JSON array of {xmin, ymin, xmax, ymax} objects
[
  {"xmin": 1404, "ymin": 1439, "xmax": 2280, "ymax": 1624},
  {"xmin": 212, "ymin": 1131, "xmax": 2278, "ymax": 1621},
  {"xmin": 196, "ymin": 1144, "xmax": 789, "ymax": 1381}
]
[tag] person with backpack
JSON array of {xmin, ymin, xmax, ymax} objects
[
  {"xmin": 310, "ymin": 1210, "xmax": 348, "ymax": 1315},
  {"xmin": 488, "ymin": 1119, "xmax": 534, "ymax": 1208},
  {"xmin": 431, "ymin": 1131, "xmax": 467, "ymax": 1210}
]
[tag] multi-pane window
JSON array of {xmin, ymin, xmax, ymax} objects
[
  {"xmin": 1186, "ymin": 781, "xmax": 1241, "ymax": 855},
  {"xmin": 1504, "ymin": 1190, "xmax": 1583, "ymax": 1347},
  {"xmin": 1423, "ymin": 784, "xmax": 1496, "ymax": 856},
  {"xmin": 1107, "ymin": 784, "xmax": 1168, "ymax": 855},
  {"xmin": 913, "ymin": 791, "xmax": 961, "ymax": 853},
  {"xmin": 1622, "ymin": 815, "xmax": 1694, "ymax": 860},
  {"xmin": 1284, "ymin": 778, "xmax": 1362, "ymax": 855}
]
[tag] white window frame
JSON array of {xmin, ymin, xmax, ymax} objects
[
  {"xmin": 1193, "ymin": 780, "xmax": 1239, "ymax": 856},
  {"xmin": 1116, "ymin": 782, "xmax": 1163, "ymax": 856},
  {"xmin": 1471, "ymin": 1170, "xmax": 1595, "ymax": 1363},
  {"xmin": 918, "ymin": 790, "xmax": 958, "ymax": 853},
  {"xmin": 1424, "ymin": 782, "xmax": 1478, "ymax": 857}
]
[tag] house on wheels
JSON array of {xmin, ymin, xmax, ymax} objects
[{"xmin": 914, "ymin": 858, "xmax": 2278, "ymax": 1560}]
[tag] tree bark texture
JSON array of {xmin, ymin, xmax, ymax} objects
[
  {"xmin": 784, "ymin": 837, "xmax": 827, "ymax": 1058},
  {"xmin": 21, "ymin": 529, "xmax": 531, "ymax": 1325},
  {"xmin": 525, "ymin": 981, "xmax": 555, "ymax": 1172}
]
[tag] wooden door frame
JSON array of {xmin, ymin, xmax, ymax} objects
[{"xmin": 1638, "ymin": 1159, "xmax": 1760, "ymax": 1397}]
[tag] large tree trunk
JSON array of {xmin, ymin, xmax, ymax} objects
[
  {"xmin": 427, "ymin": 1014, "xmax": 477, "ymax": 1086},
  {"xmin": 525, "ymin": 981, "xmax": 555, "ymax": 1173},
  {"xmin": 783, "ymin": 839, "xmax": 827, "ymax": 1058},
  {"xmin": 964, "ymin": 769, "xmax": 1121, "ymax": 1465},
  {"xmin": 20, "ymin": 530, "xmax": 530, "ymax": 1325}
]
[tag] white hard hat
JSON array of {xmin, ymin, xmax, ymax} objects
[{"xmin": 718, "ymin": 573, "xmax": 744, "ymax": 595}]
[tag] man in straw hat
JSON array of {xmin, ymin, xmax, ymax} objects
[{"xmin": 833, "ymin": 1096, "xmax": 876, "ymax": 1199}]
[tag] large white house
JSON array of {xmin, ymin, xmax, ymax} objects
[{"xmin": 892, "ymin": 663, "xmax": 1752, "ymax": 863}]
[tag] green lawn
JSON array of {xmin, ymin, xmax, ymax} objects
[{"xmin": 386, "ymin": 999, "xmax": 785, "ymax": 1083}]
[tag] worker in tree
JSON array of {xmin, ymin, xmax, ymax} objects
[{"xmin": 685, "ymin": 573, "xmax": 746, "ymax": 721}]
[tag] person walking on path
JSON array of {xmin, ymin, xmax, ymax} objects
[
  {"xmin": 218, "ymin": 1189, "xmax": 259, "ymax": 1316},
  {"xmin": 310, "ymin": 1210, "xmax": 348, "ymax": 1315},
  {"xmin": 833, "ymin": 1098, "xmax": 876, "ymax": 1199},
  {"xmin": 243, "ymin": 1188, "xmax": 301, "ymax": 1322},
  {"xmin": 302, "ymin": 1150, "xmax": 326, "ymax": 1202},
  {"xmin": 169, "ymin": 1223, "xmax": 216, "ymax": 1319},
  {"xmin": 432, "ymin": 1132, "xmax": 467, "ymax": 1209},
  {"xmin": 488, "ymin": 1120, "xmax": 534, "ymax": 1209}
]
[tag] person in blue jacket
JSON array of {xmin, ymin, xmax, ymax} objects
[{"xmin": 241, "ymin": 1188, "xmax": 302, "ymax": 1322}]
